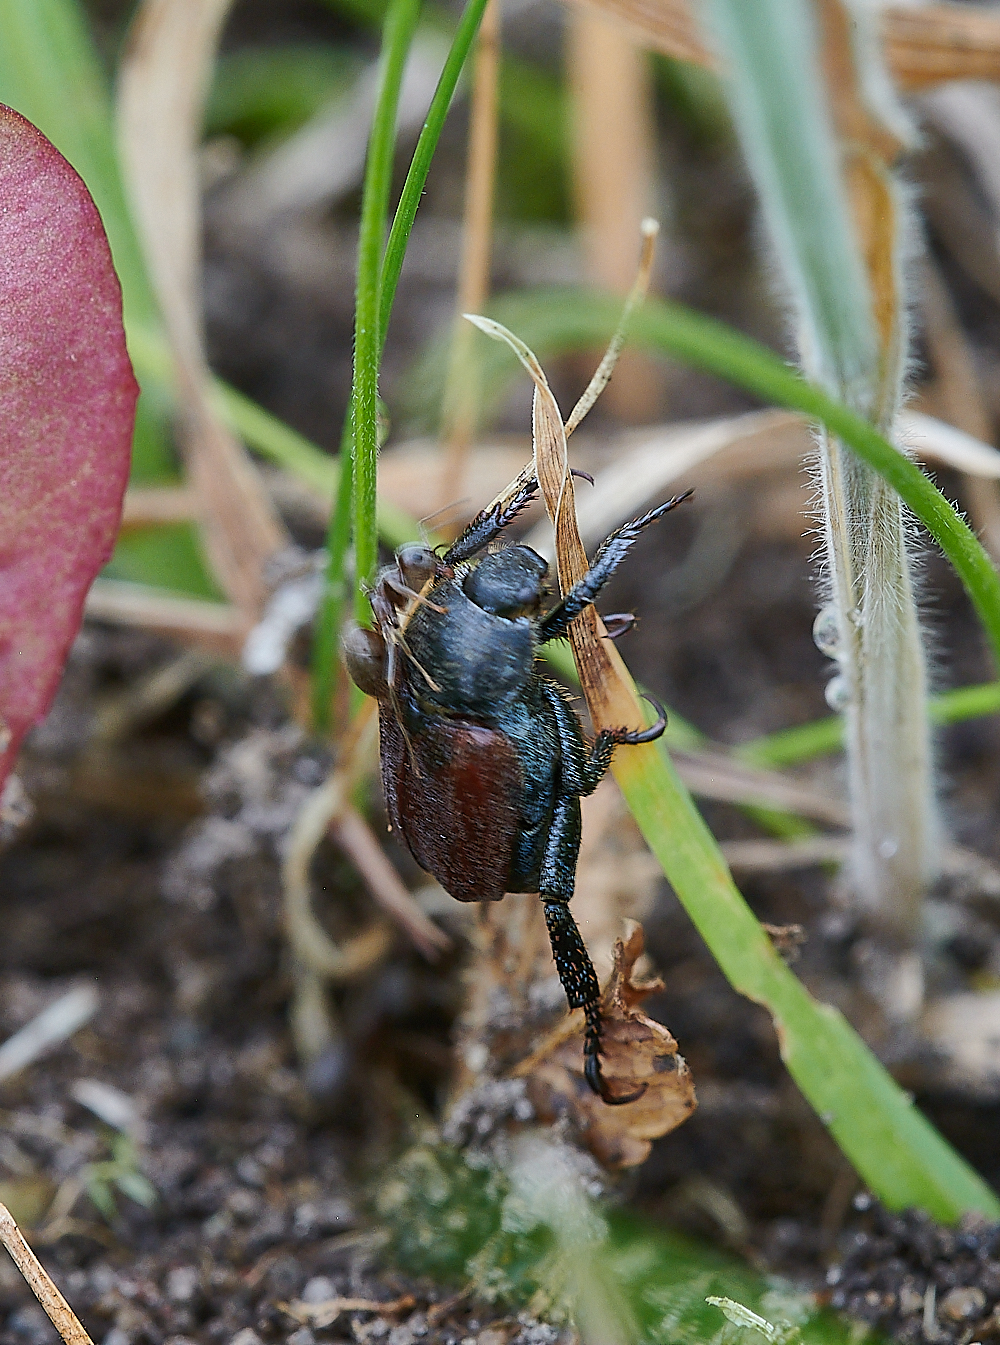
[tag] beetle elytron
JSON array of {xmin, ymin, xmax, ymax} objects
[{"xmin": 344, "ymin": 474, "xmax": 692, "ymax": 1104}]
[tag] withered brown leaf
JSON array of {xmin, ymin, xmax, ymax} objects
[{"xmin": 515, "ymin": 923, "xmax": 696, "ymax": 1169}]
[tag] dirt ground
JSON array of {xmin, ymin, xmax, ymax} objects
[{"xmin": 8, "ymin": 1, "xmax": 1000, "ymax": 1343}]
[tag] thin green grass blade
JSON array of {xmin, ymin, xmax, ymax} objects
[
  {"xmin": 309, "ymin": 0, "xmax": 423, "ymax": 732},
  {"xmin": 739, "ymin": 679, "xmax": 1000, "ymax": 768},
  {"xmin": 378, "ymin": 0, "xmax": 493, "ymax": 346},
  {"xmin": 351, "ymin": 0, "xmax": 423, "ymax": 614},
  {"xmin": 309, "ymin": 0, "xmax": 491, "ymax": 727}
]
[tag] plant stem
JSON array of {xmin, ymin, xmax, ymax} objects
[
  {"xmin": 707, "ymin": 0, "xmax": 937, "ymax": 941},
  {"xmin": 309, "ymin": 0, "xmax": 421, "ymax": 731},
  {"xmin": 351, "ymin": 0, "xmax": 423, "ymax": 621},
  {"xmin": 309, "ymin": 0, "xmax": 492, "ymax": 730},
  {"xmin": 378, "ymin": 0, "xmax": 493, "ymax": 347}
]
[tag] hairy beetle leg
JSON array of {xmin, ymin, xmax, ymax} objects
[
  {"xmin": 543, "ymin": 898, "xmax": 646, "ymax": 1106},
  {"xmin": 609, "ymin": 693, "xmax": 668, "ymax": 746}
]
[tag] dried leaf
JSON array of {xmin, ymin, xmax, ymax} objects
[
  {"xmin": 0, "ymin": 106, "xmax": 138, "ymax": 790},
  {"xmin": 519, "ymin": 923, "xmax": 696, "ymax": 1169},
  {"xmin": 117, "ymin": 0, "xmax": 286, "ymax": 621}
]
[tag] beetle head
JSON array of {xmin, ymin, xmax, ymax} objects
[
  {"xmin": 396, "ymin": 543, "xmax": 441, "ymax": 591},
  {"xmin": 463, "ymin": 545, "xmax": 549, "ymax": 618}
]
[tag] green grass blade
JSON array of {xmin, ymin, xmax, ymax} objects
[
  {"xmin": 630, "ymin": 297, "xmax": 1000, "ymax": 671},
  {"xmin": 378, "ymin": 0, "xmax": 493, "ymax": 346},
  {"xmin": 308, "ymin": 0, "xmax": 423, "ymax": 730},
  {"xmin": 613, "ymin": 737, "xmax": 999, "ymax": 1220},
  {"xmin": 351, "ymin": 0, "xmax": 423, "ymax": 614},
  {"xmin": 309, "ymin": 0, "xmax": 490, "ymax": 726},
  {"xmin": 739, "ymin": 679, "xmax": 1000, "ymax": 768}
]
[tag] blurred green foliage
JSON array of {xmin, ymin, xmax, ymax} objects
[
  {"xmin": 377, "ymin": 1141, "xmax": 857, "ymax": 1344},
  {"xmin": 206, "ymin": 44, "xmax": 361, "ymax": 146}
]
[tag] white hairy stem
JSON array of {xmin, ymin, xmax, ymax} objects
[{"xmin": 707, "ymin": 0, "xmax": 940, "ymax": 941}]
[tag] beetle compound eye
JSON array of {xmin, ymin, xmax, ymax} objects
[
  {"xmin": 463, "ymin": 546, "xmax": 548, "ymax": 618},
  {"xmin": 396, "ymin": 544, "xmax": 438, "ymax": 590},
  {"xmin": 341, "ymin": 623, "xmax": 388, "ymax": 698}
]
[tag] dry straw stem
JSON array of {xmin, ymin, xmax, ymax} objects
[
  {"xmin": 84, "ymin": 579, "xmax": 244, "ymax": 655},
  {"xmin": 283, "ymin": 700, "xmax": 448, "ymax": 976},
  {"xmin": 558, "ymin": 0, "xmax": 1000, "ymax": 90},
  {"xmin": 0, "ymin": 1204, "xmax": 95, "ymax": 1345},
  {"xmin": 439, "ymin": 0, "xmax": 501, "ymax": 509},
  {"xmin": 117, "ymin": 0, "xmax": 286, "ymax": 626},
  {"xmin": 567, "ymin": 6, "xmax": 659, "ymax": 419}
]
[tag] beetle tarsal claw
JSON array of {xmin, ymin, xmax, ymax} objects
[{"xmin": 611, "ymin": 693, "xmax": 668, "ymax": 745}]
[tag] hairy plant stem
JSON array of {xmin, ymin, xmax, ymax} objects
[{"xmin": 708, "ymin": 0, "xmax": 938, "ymax": 942}]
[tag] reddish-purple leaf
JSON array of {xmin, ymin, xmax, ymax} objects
[{"xmin": 0, "ymin": 105, "xmax": 138, "ymax": 789}]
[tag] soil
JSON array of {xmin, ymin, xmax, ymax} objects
[{"xmin": 7, "ymin": 2, "xmax": 1000, "ymax": 1343}]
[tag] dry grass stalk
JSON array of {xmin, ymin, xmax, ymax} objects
[
  {"xmin": 282, "ymin": 699, "xmax": 449, "ymax": 1060},
  {"xmin": 119, "ymin": 485, "xmax": 200, "ymax": 528},
  {"xmin": 560, "ymin": 0, "xmax": 1000, "ymax": 90},
  {"xmin": 567, "ymin": 9, "xmax": 660, "ymax": 420},
  {"xmin": 0, "ymin": 1204, "xmax": 96, "ymax": 1345},
  {"xmin": 440, "ymin": 0, "xmax": 502, "ymax": 514},
  {"xmin": 282, "ymin": 1295, "xmax": 417, "ymax": 1329},
  {"xmin": 117, "ymin": 0, "xmax": 286, "ymax": 626},
  {"xmin": 84, "ymin": 579, "xmax": 244, "ymax": 655}
]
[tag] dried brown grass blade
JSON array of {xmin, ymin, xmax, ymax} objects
[
  {"xmin": 672, "ymin": 748, "xmax": 850, "ymax": 827},
  {"xmin": 120, "ymin": 486, "xmax": 199, "ymax": 528},
  {"xmin": 282, "ymin": 1295, "xmax": 417, "ymax": 1328},
  {"xmin": 117, "ymin": 0, "xmax": 286, "ymax": 623},
  {"xmin": 0, "ymin": 1204, "xmax": 95, "ymax": 1345},
  {"xmin": 564, "ymin": 219, "xmax": 660, "ymax": 436},
  {"xmin": 559, "ymin": 0, "xmax": 1000, "ymax": 91}
]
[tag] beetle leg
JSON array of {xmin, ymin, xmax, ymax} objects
[
  {"xmin": 537, "ymin": 490, "xmax": 693, "ymax": 643},
  {"xmin": 601, "ymin": 612, "xmax": 637, "ymax": 640},
  {"xmin": 381, "ymin": 574, "xmax": 447, "ymax": 615},
  {"xmin": 444, "ymin": 472, "xmax": 540, "ymax": 564},
  {"xmin": 444, "ymin": 466, "xmax": 599, "ymax": 564},
  {"xmin": 542, "ymin": 673, "xmax": 666, "ymax": 799},
  {"xmin": 539, "ymin": 795, "xmax": 645, "ymax": 1106}
]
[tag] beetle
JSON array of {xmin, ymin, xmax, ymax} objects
[{"xmin": 343, "ymin": 472, "xmax": 692, "ymax": 1104}]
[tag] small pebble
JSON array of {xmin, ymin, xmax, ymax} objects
[
  {"xmin": 229, "ymin": 1332, "xmax": 263, "ymax": 1345},
  {"xmin": 301, "ymin": 1277, "xmax": 336, "ymax": 1304},
  {"xmin": 165, "ymin": 1267, "xmax": 199, "ymax": 1303},
  {"xmin": 940, "ymin": 1287, "xmax": 986, "ymax": 1323}
]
